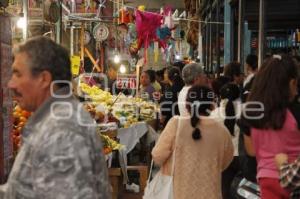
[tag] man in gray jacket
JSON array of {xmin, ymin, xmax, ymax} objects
[{"xmin": 1, "ymin": 36, "xmax": 111, "ymax": 199}]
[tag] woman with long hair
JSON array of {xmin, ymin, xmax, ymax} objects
[
  {"xmin": 210, "ymin": 83, "xmax": 241, "ymax": 199},
  {"xmin": 242, "ymin": 55, "xmax": 300, "ymax": 199},
  {"xmin": 152, "ymin": 86, "xmax": 233, "ymax": 199},
  {"xmin": 160, "ymin": 66, "xmax": 184, "ymax": 126}
]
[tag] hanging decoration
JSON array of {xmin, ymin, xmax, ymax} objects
[
  {"xmin": 187, "ymin": 17, "xmax": 199, "ymax": 50},
  {"xmin": 163, "ymin": 6, "xmax": 174, "ymax": 29},
  {"xmin": 119, "ymin": 7, "xmax": 133, "ymax": 25},
  {"xmin": 135, "ymin": 10, "xmax": 163, "ymax": 63},
  {"xmin": 154, "ymin": 42, "xmax": 159, "ymax": 63},
  {"xmin": 156, "ymin": 26, "xmax": 176, "ymax": 49},
  {"xmin": 137, "ymin": 5, "xmax": 145, "ymax": 11}
]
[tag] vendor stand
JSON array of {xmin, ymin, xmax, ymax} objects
[
  {"xmin": 2, "ymin": 0, "xmax": 189, "ymax": 197},
  {"xmin": 77, "ymin": 75, "xmax": 159, "ymax": 197}
]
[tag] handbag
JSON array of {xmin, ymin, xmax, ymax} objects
[
  {"xmin": 236, "ymin": 178, "xmax": 260, "ymax": 199},
  {"xmin": 143, "ymin": 118, "xmax": 179, "ymax": 199},
  {"xmin": 142, "ymin": 160, "xmax": 174, "ymax": 199}
]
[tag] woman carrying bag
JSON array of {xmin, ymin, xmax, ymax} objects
[{"xmin": 150, "ymin": 86, "xmax": 234, "ymax": 199}]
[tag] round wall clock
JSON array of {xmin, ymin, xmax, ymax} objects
[{"xmin": 93, "ymin": 23, "xmax": 109, "ymax": 42}]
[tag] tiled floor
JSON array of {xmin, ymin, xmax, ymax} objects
[
  {"xmin": 116, "ymin": 184, "xmax": 143, "ymax": 199},
  {"xmin": 120, "ymin": 192, "xmax": 143, "ymax": 199}
]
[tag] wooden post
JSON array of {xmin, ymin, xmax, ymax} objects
[
  {"xmin": 84, "ymin": 48, "xmax": 101, "ymax": 72},
  {"xmin": 136, "ymin": 58, "xmax": 144, "ymax": 97}
]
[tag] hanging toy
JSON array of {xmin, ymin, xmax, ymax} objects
[
  {"xmin": 138, "ymin": 5, "xmax": 145, "ymax": 11},
  {"xmin": 126, "ymin": 23, "xmax": 138, "ymax": 54},
  {"xmin": 154, "ymin": 42, "xmax": 159, "ymax": 63},
  {"xmin": 128, "ymin": 23, "xmax": 137, "ymax": 40},
  {"xmin": 135, "ymin": 10, "xmax": 163, "ymax": 63},
  {"xmin": 187, "ymin": 17, "xmax": 199, "ymax": 50},
  {"xmin": 119, "ymin": 7, "xmax": 133, "ymax": 25},
  {"xmin": 129, "ymin": 40, "xmax": 139, "ymax": 56},
  {"xmin": 156, "ymin": 25, "xmax": 176, "ymax": 49},
  {"xmin": 163, "ymin": 6, "xmax": 174, "ymax": 29}
]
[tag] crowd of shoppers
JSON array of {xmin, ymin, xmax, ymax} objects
[
  {"xmin": 151, "ymin": 53, "xmax": 300, "ymax": 199},
  {"xmin": 3, "ymin": 36, "xmax": 300, "ymax": 199}
]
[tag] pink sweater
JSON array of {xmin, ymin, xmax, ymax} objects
[{"xmin": 252, "ymin": 110, "xmax": 300, "ymax": 179}]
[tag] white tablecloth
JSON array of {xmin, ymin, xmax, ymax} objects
[
  {"xmin": 116, "ymin": 122, "xmax": 159, "ymax": 184},
  {"xmin": 117, "ymin": 122, "xmax": 149, "ymax": 154}
]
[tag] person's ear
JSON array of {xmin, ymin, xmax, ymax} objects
[{"xmin": 38, "ymin": 71, "xmax": 52, "ymax": 89}]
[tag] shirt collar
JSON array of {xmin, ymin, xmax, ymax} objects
[{"xmin": 25, "ymin": 86, "xmax": 74, "ymax": 128}]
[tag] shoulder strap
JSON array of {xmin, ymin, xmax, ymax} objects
[
  {"xmin": 171, "ymin": 116, "xmax": 181, "ymax": 176},
  {"xmin": 147, "ymin": 116, "xmax": 181, "ymax": 183}
]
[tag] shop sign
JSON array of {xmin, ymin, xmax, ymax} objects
[
  {"xmin": 116, "ymin": 74, "xmax": 137, "ymax": 89},
  {"xmin": 71, "ymin": 55, "xmax": 81, "ymax": 75}
]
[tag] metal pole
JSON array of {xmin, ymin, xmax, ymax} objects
[
  {"xmin": 224, "ymin": 0, "xmax": 232, "ymax": 65},
  {"xmin": 216, "ymin": 0, "xmax": 220, "ymax": 77},
  {"xmin": 22, "ymin": 0, "xmax": 28, "ymax": 40},
  {"xmin": 206, "ymin": 20, "xmax": 209, "ymax": 72},
  {"xmin": 258, "ymin": 0, "xmax": 265, "ymax": 68},
  {"xmin": 42, "ymin": 0, "xmax": 44, "ymax": 26},
  {"xmin": 198, "ymin": 26, "xmax": 203, "ymax": 64},
  {"xmin": 59, "ymin": 0, "xmax": 62, "ymax": 43},
  {"xmin": 244, "ymin": 22, "xmax": 251, "ymax": 72},
  {"xmin": 238, "ymin": 0, "xmax": 244, "ymax": 64},
  {"xmin": 70, "ymin": 25, "xmax": 74, "ymax": 56},
  {"xmin": 209, "ymin": 13, "xmax": 213, "ymax": 73}
]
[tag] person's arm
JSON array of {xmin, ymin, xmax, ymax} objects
[
  {"xmin": 152, "ymin": 116, "xmax": 178, "ymax": 165},
  {"xmin": 275, "ymin": 154, "xmax": 300, "ymax": 190},
  {"xmin": 221, "ymin": 127, "xmax": 234, "ymax": 171},
  {"xmin": 244, "ymin": 134, "xmax": 255, "ymax": 156},
  {"xmin": 32, "ymin": 127, "xmax": 111, "ymax": 199}
]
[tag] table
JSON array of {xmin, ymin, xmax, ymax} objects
[{"xmin": 115, "ymin": 122, "xmax": 159, "ymax": 184}]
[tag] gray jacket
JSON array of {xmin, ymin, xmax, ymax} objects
[{"xmin": 1, "ymin": 87, "xmax": 111, "ymax": 199}]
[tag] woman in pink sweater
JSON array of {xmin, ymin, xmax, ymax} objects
[
  {"xmin": 152, "ymin": 86, "xmax": 234, "ymax": 199},
  {"xmin": 242, "ymin": 55, "xmax": 299, "ymax": 199}
]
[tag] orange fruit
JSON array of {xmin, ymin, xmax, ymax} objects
[
  {"xmin": 13, "ymin": 112, "xmax": 19, "ymax": 118},
  {"xmin": 21, "ymin": 111, "xmax": 31, "ymax": 118},
  {"xmin": 19, "ymin": 116, "xmax": 27, "ymax": 123},
  {"xmin": 18, "ymin": 122, "xmax": 25, "ymax": 128},
  {"xmin": 16, "ymin": 126, "xmax": 22, "ymax": 133},
  {"xmin": 14, "ymin": 106, "xmax": 21, "ymax": 113}
]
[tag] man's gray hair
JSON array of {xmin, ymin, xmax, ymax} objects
[
  {"xmin": 182, "ymin": 63, "xmax": 204, "ymax": 85},
  {"xmin": 13, "ymin": 36, "xmax": 71, "ymax": 86}
]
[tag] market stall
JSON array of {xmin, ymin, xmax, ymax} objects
[{"xmin": 1, "ymin": 0, "xmax": 189, "ymax": 197}]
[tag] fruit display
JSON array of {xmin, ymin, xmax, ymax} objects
[
  {"xmin": 99, "ymin": 133, "xmax": 124, "ymax": 155},
  {"xmin": 79, "ymin": 83, "xmax": 158, "ymax": 128},
  {"xmin": 83, "ymin": 103, "xmax": 120, "ymax": 124},
  {"xmin": 12, "ymin": 105, "xmax": 31, "ymax": 154},
  {"xmin": 112, "ymin": 97, "xmax": 158, "ymax": 128},
  {"xmin": 80, "ymin": 82, "xmax": 113, "ymax": 104}
]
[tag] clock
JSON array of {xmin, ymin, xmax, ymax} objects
[{"xmin": 93, "ymin": 23, "xmax": 109, "ymax": 42}]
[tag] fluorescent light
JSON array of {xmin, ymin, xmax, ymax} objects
[
  {"xmin": 17, "ymin": 17, "xmax": 26, "ymax": 30},
  {"xmin": 119, "ymin": 64, "xmax": 126, "ymax": 74},
  {"xmin": 114, "ymin": 54, "xmax": 120, "ymax": 64},
  {"xmin": 175, "ymin": 54, "xmax": 182, "ymax": 60}
]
